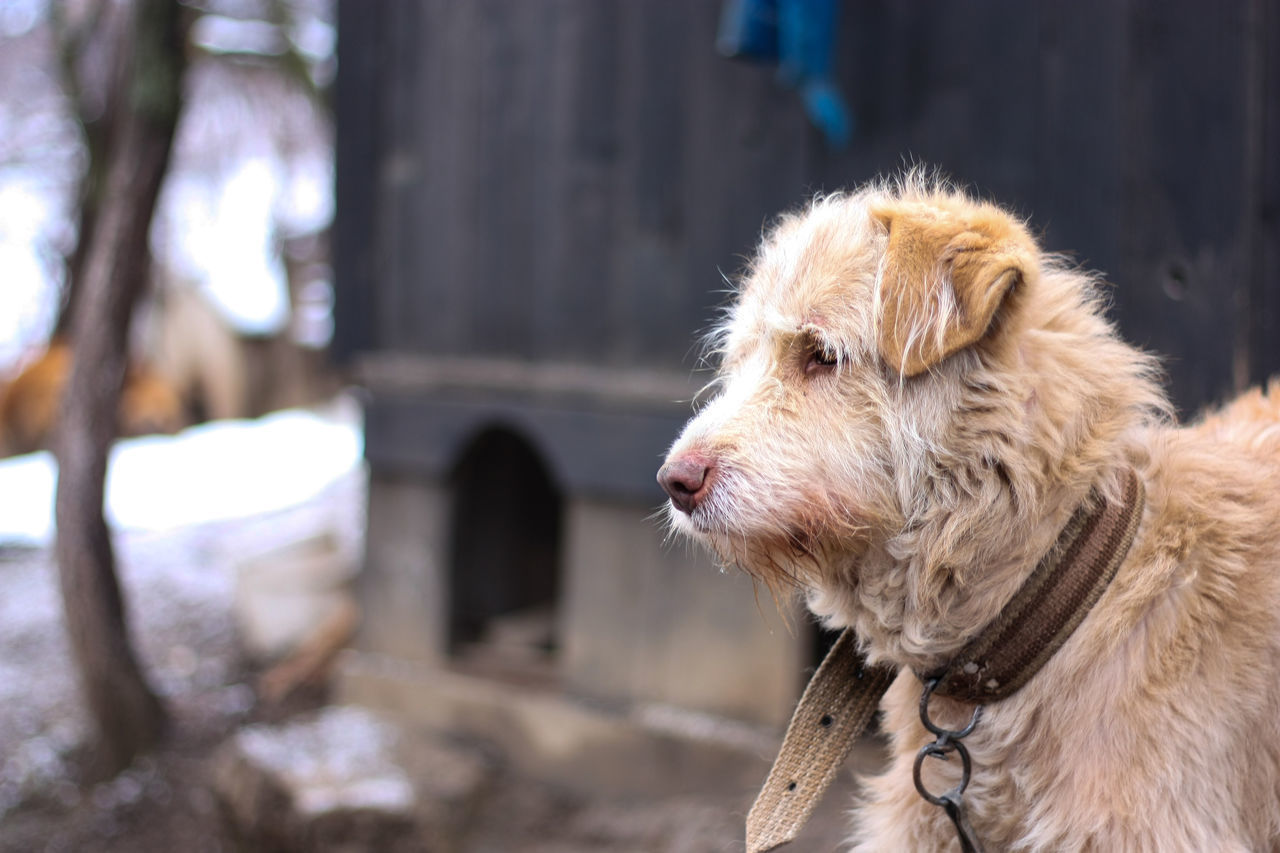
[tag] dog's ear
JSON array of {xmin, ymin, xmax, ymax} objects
[{"xmin": 870, "ymin": 200, "xmax": 1037, "ymax": 376}]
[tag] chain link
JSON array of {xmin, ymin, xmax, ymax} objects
[{"xmin": 913, "ymin": 678, "xmax": 986, "ymax": 853}]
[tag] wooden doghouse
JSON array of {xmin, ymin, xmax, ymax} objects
[
  {"xmin": 332, "ymin": 1, "xmax": 1279, "ymax": 746},
  {"xmin": 330, "ymin": 2, "xmax": 826, "ymax": 730}
]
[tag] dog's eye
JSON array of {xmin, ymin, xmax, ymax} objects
[{"xmin": 805, "ymin": 346, "xmax": 840, "ymax": 375}]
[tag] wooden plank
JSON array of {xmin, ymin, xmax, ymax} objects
[
  {"xmin": 610, "ymin": 0, "xmax": 693, "ymax": 365},
  {"xmin": 1030, "ymin": 0, "xmax": 1127, "ymax": 279},
  {"xmin": 467, "ymin": 0, "xmax": 553, "ymax": 358},
  {"xmin": 363, "ymin": 392, "xmax": 690, "ymax": 502},
  {"xmin": 413, "ymin": 0, "xmax": 484, "ymax": 356},
  {"xmin": 378, "ymin": 0, "xmax": 438, "ymax": 353},
  {"xmin": 331, "ymin": 0, "xmax": 385, "ymax": 364},
  {"xmin": 1113, "ymin": 0, "xmax": 1250, "ymax": 413},
  {"xmin": 527, "ymin": 0, "xmax": 580, "ymax": 363},
  {"xmin": 532, "ymin": 0, "xmax": 621, "ymax": 364},
  {"xmin": 1245, "ymin": 0, "xmax": 1280, "ymax": 389}
]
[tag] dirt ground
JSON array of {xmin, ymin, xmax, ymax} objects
[
  {"xmin": 2, "ymin": 695, "xmax": 860, "ymax": 853},
  {"xmin": 0, "ymin": 457, "xmax": 862, "ymax": 852},
  {"xmin": 1, "ymin": 687, "xmax": 265, "ymax": 853},
  {"xmin": 0, "ymin": 448, "xmax": 361, "ymax": 853}
]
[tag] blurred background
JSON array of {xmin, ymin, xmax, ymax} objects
[{"xmin": 0, "ymin": 1, "xmax": 1277, "ymax": 851}]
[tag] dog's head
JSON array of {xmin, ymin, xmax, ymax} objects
[{"xmin": 659, "ymin": 176, "xmax": 1151, "ymax": 612}]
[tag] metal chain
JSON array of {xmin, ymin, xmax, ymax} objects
[{"xmin": 912, "ymin": 678, "xmax": 986, "ymax": 853}]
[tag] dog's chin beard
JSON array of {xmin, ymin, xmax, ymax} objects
[{"xmin": 697, "ymin": 527, "xmax": 860, "ymax": 596}]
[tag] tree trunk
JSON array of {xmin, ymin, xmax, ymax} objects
[
  {"xmin": 53, "ymin": 0, "xmax": 187, "ymax": 777},
  {"xmin": 49, "ymin": 1, "xmax": 118, "ymax": 338}
]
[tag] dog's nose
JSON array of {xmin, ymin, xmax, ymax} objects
[{"xmin": 658, "ymin": 455, "xmax": 711, "ymax": 514}]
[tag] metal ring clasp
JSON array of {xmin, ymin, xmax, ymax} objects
[
  {"xmin": 912, "ymin": 678, "xmax": 988, "ymax": 853},
  {"xmin": 913, "ymin": 678, "xmax": 982, "ymax": 804},
  {"xmin": 919, "ymin": 676, "xmax": 982, "ymax": 739},
  {"xmin": 913, "ymin": 738, "xmax": 973, "ymax": 806}
]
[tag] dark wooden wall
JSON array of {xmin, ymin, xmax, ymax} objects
[
  {"xmin": 335, "ymin": 0, "xmax": 1280, "ymax": 431},
  {"xmin": 814, "ymin": 0, "xmax": 1279, "ymax": 415}
]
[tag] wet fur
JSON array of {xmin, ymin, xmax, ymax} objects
[{"xmin": 662, "ymin": 173, "xmax": 1280, "ymax": 851}]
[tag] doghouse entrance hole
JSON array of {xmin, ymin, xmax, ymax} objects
[{"xmin": 447, "ymin": 426, "xmax": 563, "ymax": 680}]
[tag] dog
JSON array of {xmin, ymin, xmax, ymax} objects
[
  {"xmin": 658, "ymin": 173, "xmax": 1280, "ymax": 851},
  {"xmin": 0, "ymin": 341, "xmax": 184, "ymax": 456}
]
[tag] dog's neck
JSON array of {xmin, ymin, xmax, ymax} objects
[{"xmin": 813, "ymin": 463, "xmax": 1134, "ymax": 675}]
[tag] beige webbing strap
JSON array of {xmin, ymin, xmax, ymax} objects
[{"xmin": 746, "ymin": 629, "xmax": 895, "ymax": 853}]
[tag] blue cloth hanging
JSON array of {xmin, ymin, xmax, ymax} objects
[{"xmin": 717, "ymin": 0, "xmax": 854, "ymax": 148}]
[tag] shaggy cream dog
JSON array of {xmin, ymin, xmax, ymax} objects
[{"xmin": 658, "ymin": 174, "xmax": 1280, "ymax": 851}]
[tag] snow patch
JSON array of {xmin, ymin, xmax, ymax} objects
[
  {"xmin": 0, "ymin": 396, "xmax": 367, "ymax": 819},
  {"xmin": 235, "ymin": 706, "xmax": 415, "ymax": 814},
  {"xmin": 0, "ymin": 398, "xmax": 362, "ymax": 545}
]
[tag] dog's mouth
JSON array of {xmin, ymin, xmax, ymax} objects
[{"xmin": 665, "ymin": 496, "xmax": 862, "ymax": 590}]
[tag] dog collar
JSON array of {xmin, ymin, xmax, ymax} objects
[{"xmin": 746, "ymin": 466, "xmax": 1146, "ymax": 853}]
